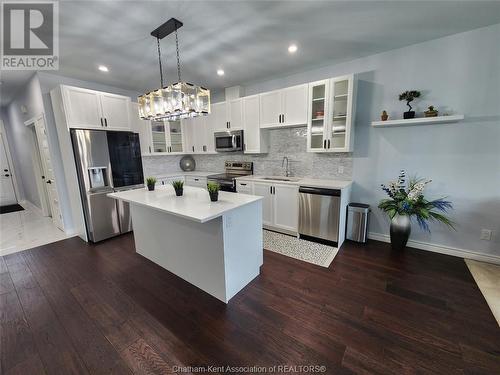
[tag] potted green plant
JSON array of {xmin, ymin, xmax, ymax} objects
[
  {"xmin": 379, "ymin": 170, "xmax": 454, "ymax": 251},
  {"xmin": 146, "ymin": 177, "xmax": 157, "ymax": 191},
  {"xmin": 424, "ymin": 105, "xmax": 439, "ymax": 117},
  {"xmin": 399, "ymin": 90, "xmax": 421, "ymax": 119},
  {"xmin": 207, "ymin": 182, "xmax": 220, "ymax": 202},
  {"xmin": 172, "ymin": 180, "xmax": 184, "ymax": 196}
]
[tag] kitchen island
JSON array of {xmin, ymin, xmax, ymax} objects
[{"xmin": 108, "ymin": 186, "xmax": 263, "ymax": 303}]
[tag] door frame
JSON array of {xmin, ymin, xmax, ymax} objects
[
  {"xmin": 0, "ymin": 119, "xmax": 21, "ymax": 203},
  {"xmin": 24, "ymin": 114, "xmax": 51, "ymax": 217}
]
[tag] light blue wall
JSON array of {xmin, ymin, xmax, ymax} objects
[{"xmin": 229, "ymin": 23, "xmax": 500, "ymax": 256}]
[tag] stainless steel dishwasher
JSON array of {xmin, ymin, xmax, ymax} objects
[{"xmin": 298, "ymin": 186, "xmax": 341, "ymax": 246}]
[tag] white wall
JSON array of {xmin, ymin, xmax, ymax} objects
[
  {"xmin": 1, "ymin": 74, "xmax": 45, "ymax": 208},
  {"xmin": 229, "ymin": 24, "xmax": 500, "ymax": 258}
]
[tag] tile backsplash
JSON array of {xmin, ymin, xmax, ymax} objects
[{"xmin": 142, "ymin": 127, "xmax": 353, "ymax": 179}]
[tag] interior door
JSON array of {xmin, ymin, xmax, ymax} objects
[
  {"xmin": 227, "ymin": 99, "xmax": 243, "ymax": 129},
  {"xmin": 259, "ymin": 90, "xmax": 282, "ymax": 128},
  {"xmin": 0, "ymin": 133, "xmax": 17, "ymax": 206},
  {"xmin": 33, "ymin": 117, "xmax": 64, "ymax": 230},
  {"xmin": 243, "ymin": 95, "xmax": 260, "ymax": 153},
  {"xmin": 273, "ymin": 184, "xmax": 299, "ymax": 232},
  {"xmin": 99, "ymin": 93, "xmax": 131, "ymax": 131},
  {"xmin": 252, "ymin": 182, "xmax": 273, "ymax": 226},
  {"xmin": 283, "ymin": 84, "xmax": 308, "ymax": 126},
  {"xmin": 63, "ymin": 86, "xmax": 103, "ymax": 129}
]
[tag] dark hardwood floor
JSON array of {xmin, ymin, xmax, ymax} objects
[{"xmin": 1, "ymin": 233, "xmax": 499, "ymax": 374}]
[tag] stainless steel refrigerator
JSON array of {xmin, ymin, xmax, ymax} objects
[{"xmin": 71, "ymin": 129, "xmax": 144, "ymax": 242}]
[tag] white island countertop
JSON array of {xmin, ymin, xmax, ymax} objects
[
  {"xmin": 108, "ymin": 186, "xmax": 262, "ymax": 223},
  {"xmin": 236, "ymin": 176, "xmax": 352, "ymax": 190}
]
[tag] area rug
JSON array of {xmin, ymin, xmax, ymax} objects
[
  {"xmin": 263, "ymin": 230, "xmax": 339, "ymax": 267},
  {"xmin": 0, "ymin": 204, "xmax": 25, "ymax": 214}
]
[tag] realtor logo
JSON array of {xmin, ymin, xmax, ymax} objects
[{"xmin": 1, "ymin": 0, "xmax": 59, "ymax": 70}]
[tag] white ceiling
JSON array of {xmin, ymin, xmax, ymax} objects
[{"xmin": 1, "ymin": 1, "xmax": 500, "ymax": 105}]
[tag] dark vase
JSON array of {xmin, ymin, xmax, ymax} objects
[
  {"xmin": 390, "ymin": 214, "xmax": 411, "ymax": 251},
  {"xmin": 147, "ymin": 184, "xmax": 155, "ymax": 191},
  {"xmin": 209, "ymin": 191, "xmax": 219, "ymax": 202},
  {"xmin": 174, "ymin": 188, "xmax": 183, "ymax": 197},
  {"xmin": 403, "ymin": 111, "xmax": 415, "ymax": 119}
]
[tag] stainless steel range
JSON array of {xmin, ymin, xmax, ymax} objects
[{"xmin": 207, "ymin": 161, "xmax": 253, "ymax": 192}]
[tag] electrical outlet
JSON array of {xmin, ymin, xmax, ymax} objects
[
  {"xmin": 338, "ymin": 166, "xmax": 344, "ymax": 174},
  {"xmin": 480, "ymin": 229, "xmax": 492, "ymax": 241}
]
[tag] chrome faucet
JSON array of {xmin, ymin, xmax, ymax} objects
[{"xmin": 282, "ymin": 156, "xmax": 291, "ymax": 177}]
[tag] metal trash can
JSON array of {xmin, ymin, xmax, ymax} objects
[{"xmin": 346, "ymin": 203, "xmax": 370, "ymax": 243}]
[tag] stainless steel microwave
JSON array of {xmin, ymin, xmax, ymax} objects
[{"xmin": 214, "ymin": 130, "xmax": 243, "ymax": 152}]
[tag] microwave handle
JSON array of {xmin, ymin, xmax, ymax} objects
[{"xmin": 232, "ymin": 135, "xmax": 237, "ymax": 149}]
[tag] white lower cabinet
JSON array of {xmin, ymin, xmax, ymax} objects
[
  {"xmin": 236, "ymin": 181, "xmax": 252, "ymax": 194},
  {"xmin": 273, "ymin": 184, "xmax": 299, "ymax": 232},
  {"xmin": 185, "ymin": 176, "xmax": 207, "ymax": 189},
  {"xmin": 250, "ymin": 181, "xmax": 298, "ymax": 233}
]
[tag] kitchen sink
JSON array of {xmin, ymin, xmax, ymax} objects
[{"xmin": 261, "ymin": 176, "xmax": 301, "ymax": 182}]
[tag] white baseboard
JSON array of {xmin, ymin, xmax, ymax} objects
[
  {"xmin": 368, "ymin": 232, "xmax": 500, "ymax": 265},
  {"xmin": 19, "ymin": 200, "xmax": 43, "ymax": 216}
]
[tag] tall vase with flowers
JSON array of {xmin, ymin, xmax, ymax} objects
[{"xmin": 379, "ymin": 170, "xmax": 455, "ymax": 251}]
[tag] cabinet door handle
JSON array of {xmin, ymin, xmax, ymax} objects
[
  {"xmin": 270, "ymin": 186, "xmax": 272, "ymax": 194},
  {"xmin": 282, "ymin": 114, "xmax": 284, "ymax": 124},
  {"xmin": 240, "ymin": 183, "xmax": 247, "ymax": 186},
  {"xmin": 323, "ymin": 139, "xmax": 326, "ymax": 149},
  {"xmin": 149, "ymin": 146, "xmax": 151, "ymax": 153},
  {"xmin": 46, "ymin": 180, "xmax": 52, "ymax": 184},
  {"xmin": 192, "ymin": 146, "xmax": 194, "ymax": 152},
  {"xmin": 228, "ymin": 121, "xmax": 231, "ymax": 128},
  {"xmin": 100, "ymin": 118, "xmax": 104, "ymax": 127},
  {"xmin": 4, "ymin": 174, "xmax": 10, "ymax": 177},
  {"xmin": 194, "ymin": 178, "xmax": 199, "ymax": 181},
  {"xmin": 328, "ymin": 139, "xmax": 331, "ymax": 148},
  {"xmin": 3, "ymin": 169, "xmax": 8, "ymax": 172},
  {"xmin": 104, "ymin": 118, "xmax": 108, "ymax": 127}
]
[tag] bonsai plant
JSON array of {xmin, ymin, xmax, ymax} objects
[
  {"xmin": 379, "ymin": 170, "xmax": 454, "ymax": 251},
  {"xmin": 207, "ymin": 182, "xmax": 220, "ymax": 202},
  {"xmin": 398, "ymin": 90, "xmax": 421, "ymax": 119},
  {"xmin": 146, "ymin": 177, "xmax": 157, "ymax": 191},
  {"xmin": 172, "ymin": 180, "xmax": 184, "ymax": 196},
  {"xmin": 424, "ymin": 105, "xmax": 438, "ymax": 117}
]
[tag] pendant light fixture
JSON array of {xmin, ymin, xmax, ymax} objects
[{"xmin": 138, "ymin": 18, "xmax": 210, "ymax": 121}]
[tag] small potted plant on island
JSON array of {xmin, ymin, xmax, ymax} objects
[
  {"xmin": 172, "ymin": 180, "xmax": 184, "ymax": 196},
  {"xmin": 379, "ymin": 170, "xmax": 455, "ymax": 251},
  {"xmin": 207, "ymin": 182, "xmax": 220, "ymax": 202},
  {"xmin": 146, "ymin": 177, "xmax": 157, "ymax": 191},
  {"xmin": 398, "ymin": 90, "xmax": 421, "ymax": 119}
]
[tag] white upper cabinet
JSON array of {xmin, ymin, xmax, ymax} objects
[
  {"xmin": 61, "ymin": 85, "xmax": 131, "ymax": 131},
  {"xmin": 282, "ymin": 84, "xmax": 309, "ymax": 126},
  {"xmin": 182, "ymin": 116, "xmax": 211, "ymax": 154},
  {"xmin": 62, "ymin": 86, "xmax": 103, "ymax": 129},
  {"xmin": 307, "ymin": 74, "xmax": 356, "ymax": 153},
  {"xmin": 130, "ymin": 102, "xmax": 153, "ymax": 154},
  {"xmin": 259, "ymin": 90, "xmax": 282, "ymax": 128},
  {"xmin": 226, "ymin": 99, "xmax": 243, "ymax": 130},
  {"xmin": 211, "ymin": 102, "xmax": 228, "ymax": 131},
  {"xmin": 100, "ymin": 93, "xmax": 131, "ymax": 130},
  {"xmin": 259, "ymin": 84, "xmax": 308, "ymax": 129},
  {"xmin": 243, "ymin": 95, "xmax": 268, "ymax": 154}
]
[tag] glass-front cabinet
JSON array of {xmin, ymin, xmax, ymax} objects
[
  {"xmin": 307, "ymin": 74, "xmax": 356, "ymax": 153},
  {"xmin": 148, "ymin": 120, "xmax": 184, "ymax": 154}
]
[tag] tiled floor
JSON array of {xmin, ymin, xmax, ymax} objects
[
  {"xmin": 466, "ymin": 259, "xmax": 500, "ymax": 326},
  {"xmin": 0, "ymin": 203, "xmax": 72, "ymax": 256}
]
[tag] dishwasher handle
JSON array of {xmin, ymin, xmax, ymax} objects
[{"xmin": 299, "ymin": 186, "xmax": 341, "ymax": 196}]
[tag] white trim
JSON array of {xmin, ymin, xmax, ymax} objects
[
  {"xmin": 0, "ymin": 119, "xmax": 21, "ymax": 202},
  {"xmin": 368, "ymin": 232, "xmax": 500, "ymax": 265},
  {"xmin": 19, "ymin": 199, "xmax": 43, "ymax": 216}
]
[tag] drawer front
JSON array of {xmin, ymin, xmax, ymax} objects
[
  {"xmin": 236, "ymin": 181, "xmax": 253, "ymax": 194},
  {"xmin": 185, "ymin": 176, "xmax": 207, "ymax": 188}
]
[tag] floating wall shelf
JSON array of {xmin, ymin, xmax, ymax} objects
[{"xmin": 371, "ymin": 115, "xmax": 464, "ymax": 128}]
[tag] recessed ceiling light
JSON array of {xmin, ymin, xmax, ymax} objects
[
  {"xmin": 217, "ymin": 69, "xmax": 225, "ymax": 76},
  {"xmin": 98, "ymin": 65, "xmax": 109, "ymax": 72},
  {"xmin": 288, "ymin": 44, "xmax": 298, "ymax": 54}
]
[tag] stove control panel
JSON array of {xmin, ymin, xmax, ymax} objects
[{"xmin": 225, "ymin": 161, "xmax": 253, "ymax": 171}]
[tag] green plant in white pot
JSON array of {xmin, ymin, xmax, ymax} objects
[{"xmin": 379, "ymin": 170, "xmax": 454, "ymax": 251}]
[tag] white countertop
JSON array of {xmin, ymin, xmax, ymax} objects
[
  {"xmin": 153, "ymin": 171, "xmax": 217, "ymax": 178},
  {"xmin": 235, "ymin": 175, "xmax": 352, "ymax": 190},
  {"xmin": 108, "ymin": 186, "xmax": 262, "ymax": 223}
]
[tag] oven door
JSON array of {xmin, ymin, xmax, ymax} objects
[
  {"xmin": 208, "ymin": 178, "xmax": 236, "ymax": 192},
  {"xmin": 214, "ymin": 131, "xmax": 243, "ymax": 152}
]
